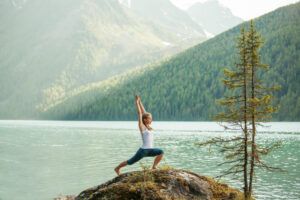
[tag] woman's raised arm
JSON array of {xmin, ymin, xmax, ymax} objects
[
  {"xmin": 138, "ymin": 97, "xmax": 146, "ymax": 114},
  {"xmin": 135, "ymin": 95, "xmax": 144, "ymax": 132}
]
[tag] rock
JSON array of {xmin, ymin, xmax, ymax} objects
[
  {"xmin": 73, "ymin": 168, "xmax": 244, "ymax": 200},
  {"xmin": 54, "ymin": 194, "xmax": 76, "ymax": 200}
]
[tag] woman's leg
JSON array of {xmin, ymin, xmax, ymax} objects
[
  {"xmin": 152, "ymin": 154, "xmax": 163, "ymax": 169},
  {"xmin": 115, "ymin": 148, "xmax": 144, "ymax": 175},
  {"xmin": 146, "ymin": 148, "xmax": 164, "ymax": 169}
]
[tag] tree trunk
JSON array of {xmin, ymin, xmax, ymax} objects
[
  {"xmin": 249, "ymin": 43, "xmax": 256, "ymax": 198},
  {"xmin": 242, "ymin": 31, "xmax": 249, "ymax": 199}
]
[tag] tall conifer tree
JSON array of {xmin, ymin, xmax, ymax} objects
[{"xmin": 198, "ymin": 20, "xmax": 281, "ymax": 200}]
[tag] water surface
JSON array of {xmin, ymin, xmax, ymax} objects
[{"xmin": 0, "ymin": 121, "xmax": 299, "ymax": 200}]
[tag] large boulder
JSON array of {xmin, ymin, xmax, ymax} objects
[{"xmin": 72, "ymin": 168, "xmax": 244, "ymax": 200}]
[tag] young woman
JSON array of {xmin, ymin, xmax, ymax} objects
[{"xmin": 114, "ymin": 95, "xmax": 164, "ymax": 175}]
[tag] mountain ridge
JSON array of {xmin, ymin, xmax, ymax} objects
[
  {"xmin": 187, "ymin": 0, "xmax": 243, "ymax": 35},
  {"xmin": 41, "ymin": 2, "xmax": 300, "ymax": 121},
  {"xmin": 0, "ymin": 0, "xmax": 207, "ymax": 119}
]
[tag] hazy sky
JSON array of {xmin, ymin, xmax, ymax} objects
[{"xmin": 170, "ymin": 0, "xmax": 299, "ymax": 20}]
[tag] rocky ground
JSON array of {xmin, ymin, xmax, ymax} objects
[{"xmin": 55, "ymin": 167, "xmax": 244, "ymax": 200}]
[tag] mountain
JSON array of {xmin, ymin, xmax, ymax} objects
[
  {"xmin": 129, "ymin": 0, "xmax": 206, "ymax": 41},
  {"xmin": 0, "ymin": 0, "xmax": 208, "ymax": 119},
  {"xmin": 41, "ymin": 2, "xmax": 300, "ymax": 121},
  {"xmin": 187, "ymin": 0, "xmax": 243, "ymax": 36}
]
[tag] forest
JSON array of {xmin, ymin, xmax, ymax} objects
[{"xmin": 41, "ymin": 2, "xmax": 300, "ymax": 121}]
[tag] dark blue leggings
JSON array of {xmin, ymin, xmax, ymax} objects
[{"xmin": 127, "ymin": 147, "xmax": 164, "ymax": 165}]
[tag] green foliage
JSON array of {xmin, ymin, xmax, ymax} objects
[
  {"xmin": 0, "ymin": 0, "xmax": 205, "ymax": 119},
  {"xmin": 200, "ymin": 21, "xmax": 283, "ymax": 199},
  {"xmin": 42, "ymin": 2, "xmax": 300, "ymax": 121}
]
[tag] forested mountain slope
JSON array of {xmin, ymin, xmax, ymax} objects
[
  {"xmin": 0, "ymin": 0, "xmax": 207, "ymax": 119},
  {"xmin": 42, "ymin": 2, "xmax": 300, "ymax": 121}
]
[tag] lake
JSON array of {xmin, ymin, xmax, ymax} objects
[{"xmin": 0, "ymin": 120, "xmax": 299, "ymax": 200}]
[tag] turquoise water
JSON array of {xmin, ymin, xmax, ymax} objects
[{"xmin": 0, "ymin": 121, "xmax": 299, "ymax": 200}]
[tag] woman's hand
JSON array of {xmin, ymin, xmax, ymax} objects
[{"xmin": 135, "ymin": 95, "xmax": 141, "ymax": 102}]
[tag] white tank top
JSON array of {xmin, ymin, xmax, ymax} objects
[{"xmin": 141, "ymin": 127, "xmax": 154, "ymax": 149}]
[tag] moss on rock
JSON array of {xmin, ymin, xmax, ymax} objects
[{"xmin": 73, "ymin": 168, "xmax": 244, "ymax": 200}]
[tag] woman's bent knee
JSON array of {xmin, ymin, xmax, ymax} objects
[{"xmin": 149, "ymin": 148, "xmax": 164, "ymax": 156}]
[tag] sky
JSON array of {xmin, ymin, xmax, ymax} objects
[{"xmin": 170, "ymin": 0, "xmax": 299, "ymax": 20}]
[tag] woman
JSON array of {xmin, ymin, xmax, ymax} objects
[{"xmin": 114, "ymin": 95, "xmax": 164, "ymax": 175}]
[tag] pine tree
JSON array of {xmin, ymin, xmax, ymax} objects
[
  {"xmin": 197, "ymin": 20, "xmax": 281, "ymax": 200},
  {"xmin": 216, "ymin": 26, "xmax": 252, "ymax": 199},
  {"xmin": 246, "ymin": 20, "xmax": 280, "ymax": 197}
]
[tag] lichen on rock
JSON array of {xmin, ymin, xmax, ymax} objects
[{"xmin": 71, "ymin": 168, "xmax": 244, "ymax": 200}]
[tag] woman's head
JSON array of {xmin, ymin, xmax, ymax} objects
[{"xmin": 142, "ymin": 112, "xmax": 153, "ymax": 129}]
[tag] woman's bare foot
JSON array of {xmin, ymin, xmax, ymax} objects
[
  {"xmin": 114, "ymin": 161, "xmax": 128, "ymax": 176},
  {"xmin": 114, "ymin": 167, "xmax": 120, "ymax": 175}
]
